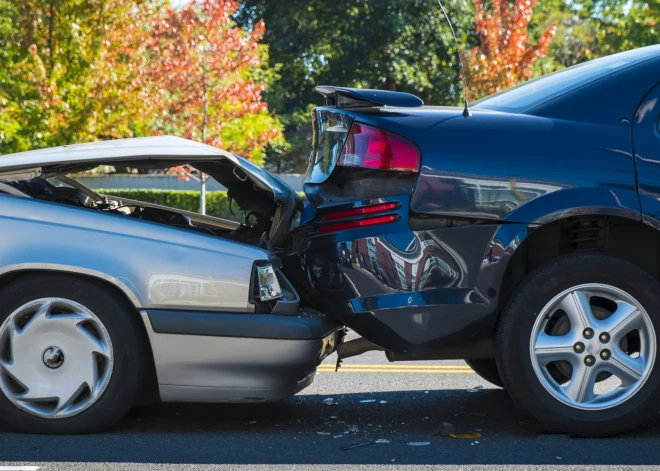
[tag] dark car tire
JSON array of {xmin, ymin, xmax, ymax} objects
[
  {"xmin": 496, "ymin": 254, "xmax": 660, "ymax": 437},
  {"xmin": 465, "ymin": 359, "xmax": 504, "ymax": 388},
  {"xmin": 0, "ymin": 274, "xmax": 147, "ymax": 434}
]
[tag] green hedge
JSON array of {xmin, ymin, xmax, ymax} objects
[{"xmin": 98, "ymin": 189, "xmax": 240, "ymax": 221}]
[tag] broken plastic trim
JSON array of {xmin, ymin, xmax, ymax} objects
[{"xmin": 335, "ymin": 337, "xmax": 384, "ymax": 371}]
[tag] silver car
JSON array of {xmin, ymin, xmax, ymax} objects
[{"xmin": 0, "ymin": 136, "xmax": 342, "ymax": 434}]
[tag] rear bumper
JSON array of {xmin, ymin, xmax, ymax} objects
[
  {"xmin": 141, "ymin": 308, "xmax": 342, "ymax": 403},
  {"xmin": 285, "ymin": 195, "xmax": 533, "ymax": 357}
]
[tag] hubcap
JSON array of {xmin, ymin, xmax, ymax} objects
[
  {"xmin": 530, "ymin": 284, "xmax": 656, "ymax": 410},
  {"xmin": 0, "ymin": 298, "xmax": 114, "ymax": 419}
]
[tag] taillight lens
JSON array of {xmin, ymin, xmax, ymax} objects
[
  {"xmin": 318, "ymin": 214, "xmax": 398, "ymax": 233},
  {"xmin": 322, "ymin": 202, "xmax": 399, "ymax": 220},
  {"xmin": 338, "ymin": 123, "xmax": 420, "ymax": 172}
]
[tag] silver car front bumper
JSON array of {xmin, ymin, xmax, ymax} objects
[{"xmin": 140, "ymin": 309, "xmax": 342, "ymax": 403}]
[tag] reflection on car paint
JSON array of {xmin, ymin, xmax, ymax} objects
[
  {"xmin": 148, "ymin": 273, "xmax": 249, "ymax": 308},
  {"xmin": 412, "ymin": 170, "xmax": 566, "ymax": 220},
  {"xmin": 346, "ymin": 232, "xmax": 462, "ymax": 295}
]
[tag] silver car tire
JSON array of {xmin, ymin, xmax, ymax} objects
[
  {"xmin": 496, "ymin": 254, "xmax": 660, "ymax": 437},
  {"xmin": 0, "ymin": 274, "xmax": 147, "ymax": 434}
]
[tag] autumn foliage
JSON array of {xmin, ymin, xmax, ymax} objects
[
  {"xmin": 466, "ymin": 0, "xmax": 556, "ymax": 99},
  {"xmin": 1, "ymin": 0, "xmax": 281, "ymax": 165}
]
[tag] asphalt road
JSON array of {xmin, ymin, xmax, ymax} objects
[{"xmin": 1, "ymin": 334, "xmax": 660, "ymax": 471}]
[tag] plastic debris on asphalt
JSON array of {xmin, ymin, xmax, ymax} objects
[
  {"xmin": 341, "ymin": 440, "xmax": 375, "ymax": 450},
  {"xmin": 360, "ymin": 399, "xmax": 377, "ymax": 403},
  {"xmin": 435, "ymin": 422, "xmax": 455, "ymax": 437},
  {"xmin": 379, "ymin": 400, "xmax": 388, "ymax": 404},
  {"xmin": 333, "ymin": 435, "xmax": 344, "ymax": 439},
  {"xmin": 316, "ymin": 432, "xmax": 331, "ymax": 436},
  {"xmin": 407, "ymin": 442, "xmax": 431, "ymax": 446},
  {"xmin": 449, "ymin": 433, "xmax": 482, "ymax": 439},
  {"xmin": 374, "ymin": 439, "xmax": 390, "ymax": 444},
  {"xmin": 322, "ymin": 398, "xmax": 337, "ymax": 405},
  {"xmin": 467, "ymin": 385, "xmax": 484, "ymax": 393}
]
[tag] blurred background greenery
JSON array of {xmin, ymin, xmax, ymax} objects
[{"xmin": 1, "ymin": 0, "xmax": 657, "ymax": 173}]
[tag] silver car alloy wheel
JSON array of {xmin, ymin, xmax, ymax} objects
[
  {"xmin": 0, "ymin": 298, "xmax": 114, "ymax": 419},
  {"xmin": 530, "ymin": 283, "xmax": 656, "ymax": 410}
]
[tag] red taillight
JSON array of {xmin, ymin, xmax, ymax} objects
[
  {"xmin": 318, "ymin": 215, "xmax": 398, "ymax": 233},
  {"xmin": 322, "ymin": 202, "xmax": 398, "ymax": 221},
  {"xmin": 338, "ymin": 123, "xmax": 420, "ymax": 172}
]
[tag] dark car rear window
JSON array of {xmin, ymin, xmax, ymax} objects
[{"xmin": 472, "ymin": 45, "xmax": 660, "ymax": 114}]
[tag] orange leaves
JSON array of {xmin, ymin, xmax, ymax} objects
[
  {"xmin": 467, "ymin": 0, "xmax": 555, "ymax": 99},
  {"xmin": 91, "ymin": 0, "xmax": 280, "ymax": 163}
]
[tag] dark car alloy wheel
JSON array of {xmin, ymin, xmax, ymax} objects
[
  {"xmin": 496, "ymin": 254, "xmax": 660, "ymax": 436},
  {"xmin": 529, "ymin": 283, "xmax": 655, "ymax": 410}
]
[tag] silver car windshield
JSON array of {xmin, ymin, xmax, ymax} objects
[{"xmin": 472, "ymin": 46, "xmax": 660, "ymax": 114}]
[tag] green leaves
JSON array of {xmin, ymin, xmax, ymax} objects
[{"xmin": 0, "ymin": 0, "xmax": 281, "ymax": 165}]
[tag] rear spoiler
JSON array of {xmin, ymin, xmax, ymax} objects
[{"xmin": 315, "ymin": 86, "xmax": 424, "ymax": 109}]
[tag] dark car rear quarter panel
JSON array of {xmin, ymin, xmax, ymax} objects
[{"xmin": 349, "ymin": 108, "xmax": 640, "ymax": 224}]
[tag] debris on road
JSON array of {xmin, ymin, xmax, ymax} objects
[
  {"xmin": 449, "ymin": 433, "xmax": 482, "ymax": 439},
  {"xmin": 322, "ymin": 398, "xmax": 337, "ymax": 406},
  {"xmin": 360, "ymin": 399, "xmax": 377, "ymax": 403},
  {"xmin": 316, "ymin": 432, "xmax": 331, "ymax": 436},
  {"xmin": 341, "ymin": 440, "xmax": 375, "ymax": 451},
  {"xmin": 333, "ymin": 435, "xmax": 344, "ymax": 439},
  {"xmin": 407, "ymin": 442, "xmax": 431, "ymax": 446},
  {"xmin": 375, "ymin": 439, "xmax": 390, "ymax": 444},
  {"xmin": 434, "ymin": 422, "xmax": 455, "ymax": 437},
  {"xmin": 467, "ymin": 385, "xmax": 484, "ymax": 393},
  {"xmin": 379, "ymin": 400, "xmax": 388, "ymax": 404}
]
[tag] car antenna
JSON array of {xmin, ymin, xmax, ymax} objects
[{"xmin": 434, "ymin": 0, "xmax": 471, "ymax": 117}]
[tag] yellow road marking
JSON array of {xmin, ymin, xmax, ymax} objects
[{"xmin": 316, "ymin": 364, "xmax": 474, "ymax": 374}]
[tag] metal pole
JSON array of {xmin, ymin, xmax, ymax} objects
[{"xmin": 200, "ymin": 173, "xmax": 207, "ymax": 215}]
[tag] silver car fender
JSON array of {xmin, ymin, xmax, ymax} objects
[{"xmin": 0, "ymin": 194, "xmax": 270, "ymax": 312}]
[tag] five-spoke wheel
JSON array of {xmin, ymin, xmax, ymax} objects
[
  {"xmin": 530, "ymin": 284, "xmax": 655, "ymax": 410},
  {"xmin": 497, "ymin": 254, "xmax": 660, "ymax": 436}
]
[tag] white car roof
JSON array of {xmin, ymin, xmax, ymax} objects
[{"xmin": 0, "ymin": 136, "xmax": 228, "ymax": 171}]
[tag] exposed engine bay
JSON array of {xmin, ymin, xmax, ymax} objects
[{"xmin": 4, "ymin": 176, "xmax": 284, "ymax": 247}]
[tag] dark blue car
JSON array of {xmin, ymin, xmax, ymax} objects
[{"xmin": 286, "ymin": 45, "xmax": 660, "ymax": 436}]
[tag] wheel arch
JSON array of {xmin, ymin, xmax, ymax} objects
[
  {"xmin": 497, "ymin": 215, "xmax": 660, "ymax": 321},
  {"xmin": 0, "ymin": 264, "xmax": 142, "ymax": 308}
]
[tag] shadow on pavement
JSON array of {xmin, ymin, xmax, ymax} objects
[{"xmin": 0, "ymin": 388, "xmax": 659, "ymax": 466}]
